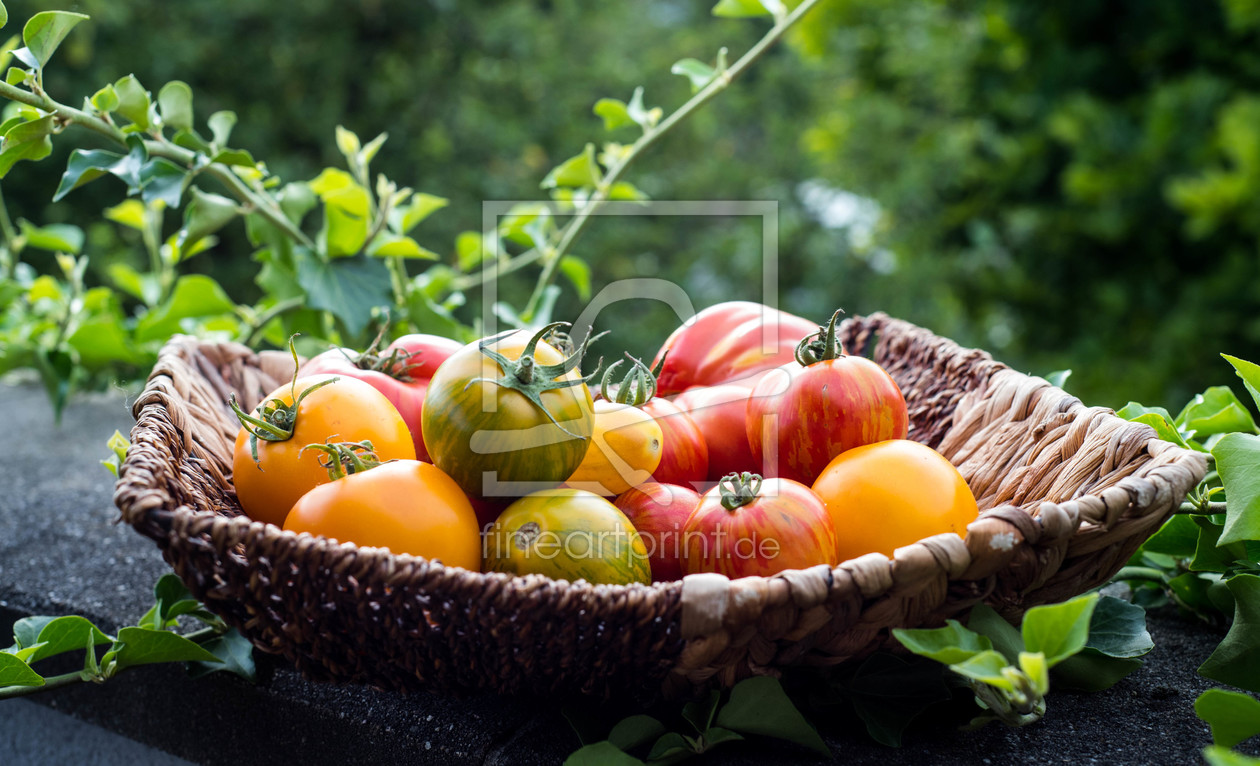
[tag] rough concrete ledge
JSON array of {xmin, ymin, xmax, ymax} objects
[{"xmin": 0, "ymin": 381, "xmax": 1250, "ymax": 765}]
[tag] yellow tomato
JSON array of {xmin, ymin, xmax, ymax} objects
[{"xmin": 566, "ymin": 400, "xmax": 663, "ymax": 496}]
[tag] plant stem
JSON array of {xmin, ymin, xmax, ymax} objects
[
  {"xmin": 0, "ymin": 670, "xmax": 90, "ymax": 699},
  {"xmin": 1176, "ymin": 500, "xmax": 1229, "ymax": 515},
  {"xmin": 242, "ymin": 296, "xmax": 307, "ymax": 346},
  {"xmin": 0, "ymin": 183, "xmax": 18, "ymax": 280},
  {"xmin": 1112, "ymin": 566, "xmax": 1170, "ymax": 584},
  {"xmin": 0, "ymin": 80, "xmax": 317, "ymax": 253},
  {"xmin": 474, "ymin": 0, "xmax": 825, "ymax": 316}
]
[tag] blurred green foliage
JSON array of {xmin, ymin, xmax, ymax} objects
[{"xmin": 4, "ymin": 0, "xmax": 1260, "ymax": 409}]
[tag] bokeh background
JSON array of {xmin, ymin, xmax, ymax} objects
[{"xmin": 7, "ymin": 0, "xmax": 1260, "ymax": 410}]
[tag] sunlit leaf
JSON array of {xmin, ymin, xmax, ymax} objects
[
  {"xmin": 593, "ymin": 98, "xmax": 632, "ymax": 131},
  {"xmin": 207, "ymin": 110, "xmax": 236, "ymax": 146},
  {"xmin": 1222, "ymin": 354, "xmax": 1260, "ymax": 416},
  {"xmin": 110, "ymin": 627, "xmax": 221, "ymax": 668},
  {"xmin": 1022, "ymin": 592, "xmax": 1098, "ymax": 667},
  {"xmin": 1215, "ymin": 433, "xmax": 1260, "ymax": 545},
  {"xmin": 0, "ymin": 652, "xmax": 43, "ymax": 687},
  {"xmin": 541, "ymin": 143, "xmax": 601, "ymax": 189},
  {"xmin": 1196, "ymin": 688, "xmax": 1260, "ymax": 748},
  {"xmin": 22, "ymin": 10, "xmax": 87, "ymax": 67},
  {"xmin": 157, "ymin": 80, "xmax": 193, "ymax": 131},
  {"xmin": 113, "ymin": 74, "xmax": 152, "ymax": 130},
  {"xmin": 18, "ymin": 220, "xmax": 82, "ymax": 254},
  {"xmin": 893, "ymin": 619, "xmax": 994, "ymax": 665}
]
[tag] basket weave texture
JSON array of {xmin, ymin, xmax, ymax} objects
[{"xmin": 113, "ymin": 313, "xmax": 1206, "ymax": 698}]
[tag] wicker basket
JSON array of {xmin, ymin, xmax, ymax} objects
[{"xmin": 113, "ymin": 313, "xmax": 1206, "ymax": 699}]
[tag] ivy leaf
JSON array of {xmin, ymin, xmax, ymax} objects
[
  {"xmin": 1196, "ymin": 688, "xmax": 1260, "ymax": 748},
  {"xmin": 295, "ymin": 251, "xmax": 390, "ymax": 337},
  {"xmin": 892, "ymin": 619, "xmax": 994, "ymax": 665},
  {"xmin": 966, "ymin": 605, "xmax": 1025, "ymax": 663},
  {"xmin": 563, "ymin": 742, "xmax": 645, "ymax": 766},
  {"xmin": 1177, "ymin": 386, "xmax": 1259, "ymax": 442},
  {"xmin": 541, "ymin": 143, "xmax": 602, "ymax": 189},
  {"xmin": 1142, "ymin": 513, "xmax": 1201, "ymax": 558},
  {"xmin": 0, "ymin": 114, "xmax": 53, "ymax": 177},
  {"xmin": 207, "ymin": 110, "xmax": 236, "ymax": 146},
  {"xmin": 0, "ymin": 652, "xmax": 44, "ymax": 687},
  {"xmin": 593, "ymin": 98, "xmax": 633, "ymax": 131},
  {"xmin": 712, "ymin": 0, "xmax": 775, "ymax": 18},
  {"xmin": 110, "ymin": 627, "xmax": 221, "ymax": 669},
  {"xmin": 153, "ymin": 573, "xmax": 195, "ymax": 628},
  {"xmin": 1192, "ymin": 517, "xmax": 1237, "ymax": 573},
  {"xmin": 1119, "ymin": 402, "xmax": 1190, "ymax": 447},
  {"xmin": 157, "ymin": 80, "xmax": 193, "ymax": 131},
  {"xmin": 1082, "ymin": 596, "xmax": 1154, "ymax": 658},
  {"xmin": 22, "ymin": 11, "xmax": 87, "ymax": 68},
  {"xmin": 18, "ymin": 220, "xmax": 83, "ymax": 254},
  {"xmin": 839, "ymin": 653, "xmax": 951, "ymax": 748},
  {"xmin": 367, "ymin": 232, "xmax": 438, "ymax": 259},
  {"xmin": 1200, "ymin": 574, "xmax": 1260, "ymax": 692},
  {"xmin": 1044, "ymin": 369, "xmax": 1072, "ymax": 388},
  {"xmin": 90, "ymin": 84, "xmax": 119, "ymax": 113},
  {"xmin": 1222, "ymin": 354, "xmax": 1260, "ymax": 416},
  {"xmin": 950, "ymin": 650, "xmax": 1017, "ymax": 690},
  {"xmin": 646, "ymin": 732, "xmax": 691, "ymax": 762},
  {"xmin": 24, "ymin": 616, "xmax": 112, "ymax": 664},
  {"xmin": 1204, "ymin": 745, "xmax": 1260, "ymax": 766},
  {"xmin": 134, "ymin": 274, "xmax": 237, "ymax": 343},
  {"xmin": 558, "ymin": 256, "xmax": 591, "ymax": 301},
  {"xmin": 177, "ymin": 187, "xmax": 239, "ymax": 255},
  {"xmin": 1050, "ymin": 648, "xmax": 1144, "ymax": 692},
  {"xmin": 389, "ymin": 192, "xmax": 447, "ymax": 235},
  {"xmin": 607, "ymin": 715, "xmax": 667, "ymax": 752},
  {"xmin": 139, "ymin": 158, "xmax": 188, "ymax": 208},
  {"xmin": 68, "ymin": 315, "xmax": 140, "ymax": 368},
  {"xmin": 1214, "ymin": 433, "xmax": 1260, "ymax": 545},
  {"xmin": 671, "ymin": 58, "xmax": 717, "ymax": 92},
  {"xmin": 187, "ymin": 629, "xmax": 256, "ymax": 682},
  {"xmin": 681, "ymin": 690, "xmax": 720, "ymax": 734},
  {"xmin": 714, "ymin": 676, "xmax": 830, "ymax": 756},
  {"xmin": 626, "ymin": 87, "xmax": 662, "ymax": 131},
  {"xmin": 1021, "ymin": 592, "xmax": 1098, "ymax": 667},
  {"xmin": 12, "ymin": 616, "xmax": 56, "ymax": 649},
  {"xmin": 113, "ymin": 74, "xmax": 152, "ymax": 131}
]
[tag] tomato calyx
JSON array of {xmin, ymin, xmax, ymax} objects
[
  {"xmin": 599, "ymin": 354, "xmax": 657, "ymax": 407},
  {"xmin": 470, "ymin": 322, "xmax": 604, "ymax": 437},
  {"xmin": 333, "ymin": 323, "xmax": 424, "ymax": 382},
  {"xmin": 794, "ymin": 308, "xmax": 847, "ymax": 366},
  {"xmin": 718, "ymin": 471, "xmax": 764, "ymax": 511},
  {"xmin": 300, "ymin": 438, "xmax": 384, "ymax": 480},
  {"xmin": 229, "ymin": 336, "xmax": 340, "ymax": 464}
]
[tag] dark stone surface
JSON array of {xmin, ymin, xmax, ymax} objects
[{"xmin": 1, "ymin": 380, "xmax": 1256, "ymax": 765}]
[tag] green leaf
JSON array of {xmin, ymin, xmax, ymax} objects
[
  {"xmin": 715, "ymin": 676, "xmax": 830, "ymax": 756},
  {"xmin": 558, "ymin": 256, "xmax": 592, "ymax": 301},
  {"xmin": 1142, "ymin": 514, "xmax": 1202, "ymax": 558},
  {"xmin": 101, "ymin": 429, "xmax": 129, "ymax": 478},
  {"xmin": 207, "ymin": 110, "xmax": 236, "ymax": 146},
  {"xmin": 68, "ymin": 315, "xmax": 138, "ymax": 368},
  {"xmin": 1223, "ymin": 354, "xmax": 1260, "ymax": 416},
  {"xmin": 295, "ymin": 251, "xmax": 390, "ymax": 337},
  {"xmin": 1177, "ymin": 386, "xmax": 1259, "ymax": 441},
  {"xmin": 1204, "ymin": 745, "xmax": 1260, "ymax": 766},
  {"xmin": 455, "ymin": 231, "xmax": 488, "ymax": 271},
  {"xmin": 1215, "ymin": 433, "xmax": 1260, "ymax": 545},
  {"xmin": 593, "ymin": 98, "xmax": 632, "ymax": 131},
  {"xmin": 712, "ymin": 0, "xmax": 773, "ymax": 18},
  {"xmin": 951, "ymin": 650, "xmax": 1017, "ymax": 691},
  {"xmin": 1192, "ymin": 517, "xmax": 1237, "ymax": 572},
  {"xmin": 367, "ymin": 232, "xmax": 437, "ymax": 259},
  {"xmin": 187, "ymin": 629, "xmax": 256, "ymax": 682},
  {"xmin": 390, "ymin": 192, "xmax": 447, "ymax": 235},
  {"xmin": 646, "ymin": 732, "xmax": 691, "ymax": 762},
  {"xmin": 1170, "ymin": 571, "xmax": 1229, "ymax": 621},
  {"xmin": 1083, "ymin": 596, "xmax": 1153, "ymax": 658},
  {"xmin": 0, "ymin": 4, "xmax": 8, "ymax": 29},
  {"xmin": 1200, "ymin": 574, "xmax": 1260, "ymax": 692},
  {"xmin": 608, "ymin": 182, "xmax": 648, "ymax": 201},
  {"xmin": 157, "ymin": 81, "xmax": 193, "ymax": 131},
  {"xmin": 541, "ymin": 143, "xmax": 601, "ymax": 189},
  {"xmin": 18, "ymin": 220, "xmax": 82, "ymax": 254},
  {"xmin": 1119, "ymin": 403, "xmax": 1191, "ymax": 448},
  {"xmin": 334, "ymin": 124, "xmax": 360, "ymax": 158},
  {"xmin": 1050, "ymin": 648, "xmax": 1144, "ymax": 692},
  {"xmin": 55, "ymin": 149, "xmax": 127, "ymax": 201},
  {"xmin": 153, "ymin": 573, "xmax": 194, "ymax": 627},
  {"xmin": 22, "ymin": 11, "xmax": 87, "ymax": 67},
  {"xmin": 699, "ymin": 727, "xmax": 743, "ymax": 751},
  {"xmin": 113, "ymin": 74, "xmax": 152, "ymax": 130},
  {"xmin": 1196, "ymin": 688, "xmax": 1260, "ymax": 748},
  {"xmin": 607, "ymin": 715, "xmax": 667, "ymax": 752},
  {"xmin": 564, "ymin": 741, "xmax": 645, "ymax": 766},
  {"xmin": 90, "ymin": 84, "xmax": 118, "ymax": 113},
  {"xmin": 13, "ymin": 616, "xmax": 55, "ymax": 649},
  {"xmin": 177, "ymin": 187, "xmax": 239, "ymax": 255},
  {"xmin": 1044, "ymin": 369, "xmax": 1072, "ymax": 388},
  {"xmin": 110, "ymin": 627, "xmax": 221, "ymax": 669},
  {"xmin": 966, "ymin": 605, "xmax": 1025, "ymax": 663},
  {"xmin": 892, "ymin": 619, "xmax": 994, "ymax": 665},
  {"xmin": 5, "ymin": 66, "xmax": 27, "ymax": 86},
  {"xmin": 0, "ymin": 114, "xmax": 53, "ymax": 177},
  {"xmin": 0, "ymin": 652, "xmax": 43, "ymax": 687},
  {"xmin": 1021, "ymin": 592, "xmax": 1099, "ymax": 667},
  {"xmin": 139, "ymin": 158, "xmax": 187, "ymax": 208},
  {"xmin": 1018, "ymin": 651, "xmax": 1050, "ymax": 695},
  {"xmin": 839, "ymin": 653, "xmax": 951, "ymax": 748},
  {"xmin": 671, "ymin": 58, "xmax": 716, "ymax": 92},
  {"xmin": 24, "ymin": 616, "xmax": 111, "ymax": 664},
  {"xmin": 681, "ymin": 690, "xmax": 720, "ymax": 735},
  {"xmin": 626, "ymin": 87, "xmax": 662, "ymax": 130},
  {"xmin": 134, "ymin": 274, "xmax": 238, "ymax": 343},
  {"xmin": 103, "ymin": 200, "xmax": 147, "ymax": 231}
]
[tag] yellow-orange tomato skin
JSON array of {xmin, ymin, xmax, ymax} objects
[
  {"xmin": 283, "ymin": 460, "xmax": 481, "ymax": 571},
  {"xmin": 232, "ymin": 375, "xmax": 416, "ymax": 527},
  {"xmin": 811, "ymin": 439, "xmax": 979, "ymax": 563},
  {"xmin": 566, "ymin": 400, "xmax": 663, "ymax": 496}
]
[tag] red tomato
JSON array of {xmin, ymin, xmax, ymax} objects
[
  {"xmin": 673, "ymin": 384, "xmax": 759, "ymax": 483},
  {"xmin": 746, "ymin": 311, "xmax": 908, "ymax": 484},
  {"xmin": 299, "ymin": 333, "xmax": 462, "ymax": 462},
  {"xmin": 812, "ymin": 439, "xmax": 979, "ymax": 562},
  {"xmin": 641, "ymin": 397, "xmax": 708, "ymax": 490},
  {"xmin": 614, "ymin": 482, "xmax": 701, "ymax": 581},
  {"xmin": 682, "ymin": 472, "xmax": 838, "ymax": 578},
  {"xmin": 652, "ymin": 301, "xmax": 817, "ymax": 396}
]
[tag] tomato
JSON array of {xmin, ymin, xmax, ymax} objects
[
  {"xmin": 641, "ymin": 397, "xmax": 708, "ymax": 489},
  {"xmin": 566, "ymin": 399, "xmax": 663, "ymax": 496},
  {"xmin": 484, "ymin": 488, "xmax": 651, "ymax": 585},
  {"xmin": 651, "ymin": 301, "xmax": 818, "ymax": 396},
  {"xmin": 682, "ymin": 472, "xmax": 837, "ymax": 578},
  {"xmin": 283, "ymin": 458, "xmax": 480, "ymax": 570},
  {"xmin": 746, "ymin": 310, "xmax": 909, "ymax": 485},
  {"xmin": 673, "ymin": 384, "xmax": 759, "ymax": 483},
  {"xmin": 811, "ymin": 439, "xmax": 979, "ymax": 562},
  {"xmin": 231, "ymin": 374, "xmax": 415, "ymax": 527},
  {"xmin": 614, "ymin": 482, "xmax": 700, "ymax": 581},
  {"xmin": 421, "ymin": 323, "xmax": 596, "ymax": 499},
  {"xmin": 299, "ymin": 332, "xmax": 461, "ymax": 462}
]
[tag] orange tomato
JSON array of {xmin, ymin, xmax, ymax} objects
[
  {"xmin": 283, "ymin": 460, "xmax": 481, "ymax": 570},
  {"xmin": 566, "ymin": 400, "xmax": 663, "ymax": 496},
  {"xmin": 232, "ymin": 374, "xmax": 415, "ymax": 527},
  {"xmin": 811, "ymin": 439, "xmax": 979, "ymax": 562}
]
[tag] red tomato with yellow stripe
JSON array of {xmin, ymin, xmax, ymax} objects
[
  {"xmin": 640, "ymin": 397, "xmax": 708, "ymax": 490},
  {"xmin": 746, "ymin": 310, "xmax": 908, "ymax": 485},
  {"xmin": 682, "ymin": 472, "xmax": 837, "ymax": 578}
]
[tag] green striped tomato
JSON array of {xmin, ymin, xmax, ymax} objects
[
  {"xmin": 682, "ymin": 472, "xmax": 837, "ymax": 578},
  {"xmin": 484, "ymin": 488, "xmax": 651, "ymax": 585}
]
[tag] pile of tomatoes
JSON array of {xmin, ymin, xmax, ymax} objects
[{"xmin": 229, "ymin": 301, "xmax": 980, "ymax": 586}]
